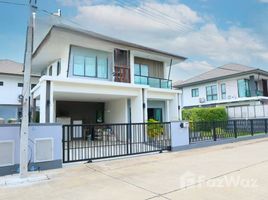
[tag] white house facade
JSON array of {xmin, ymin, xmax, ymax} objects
[
  {"xmin": 31, "ymin": 25, "xmax": 186, "ymax": 124},
  {"xmin": 175, "ymin": 64, "xmax": 268, "ymax": 111},
  {"xmin": 0, "ymin": 60, "xmax": 39, "ymax": 123}
]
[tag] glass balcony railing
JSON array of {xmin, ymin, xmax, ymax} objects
[{"xmin": 134, "ymin": 75, "xmax": 172, "ymax": 89}]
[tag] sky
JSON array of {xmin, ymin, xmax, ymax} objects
[{"xmin": 0, "ymin": 0, "xmax": 268, "ymax": 81}]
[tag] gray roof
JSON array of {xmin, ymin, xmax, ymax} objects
[
  {"xmin": 0, "ymin": 59, "xmax": 40, "ymax": 77},
  {"xmin": 174, "ymin": 63, "xmax": 268, "ymax": 88},
  {"xmin": 33, "ymin": 24, "xmax": 187, "ymax": 61}
]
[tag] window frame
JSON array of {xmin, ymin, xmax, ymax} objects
[
  {"xmin": 221, "ymin": 83, "xmax": 226, "ymax": 100},
  {"xmin": 191, "ymin": 88, "xmax": 199, "ymax": 97},
  {"xmin": 72, "ymin": 55, "xmax": 108, "ymax": 79},
  {"xmin": 237, "ymin": 79, "xmax": 250, "ymax": 97},
  {"xmin": 0, "ymin": 81, "xmax": 3, "ymax": 86},
  {"xmin": 206, "ymin": 85, "xmax": 218, "ymax": 101}
]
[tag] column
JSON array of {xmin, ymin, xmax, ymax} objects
[{"xmin": 39, "ymin": 81, "xmax": 47, "ymax": 123}]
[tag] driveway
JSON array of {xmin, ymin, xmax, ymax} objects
[{"xmin": 1, "ymin": 137, "xmax": 268, "ymax": 200}]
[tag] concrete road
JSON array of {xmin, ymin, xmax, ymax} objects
[{"xmin": 1, "ymin": 137, "xmax": 268, "ymax": 200}]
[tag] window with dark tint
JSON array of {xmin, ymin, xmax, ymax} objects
[
  {"xmin": 31, "ymin": 84, "xmax": 36, "ymax": 89},
  {"xmin": 57, "ymin": 61, "xmax": 61, "ymax": 76},
  {"xmin": 237, "ymin": 79, "xmax": 250, "ymax": 97},
  {"xmin": 221, "ymin": 83, "xmax": 226, "ymax": 99},
  {"xmin": 0, "ymin": 81, "xmax": 3, "ymax": 86},
  {"xmin": 49, "ymin": 66, "xmax": 53, "ymax": 76},
  {"xmin": 206, "ymin": 85, "xmax": 218, "ymax": 101},
  {"xmin": 18, "ymin": 83, "xmax": 23, "ymax": 87},
  {"xmin": 148, "ymin": 108, "xmax": 162, "ymax": 122},
  {"xmin": 191, "ymin": 88, "xmax": 199, "ymax": 97}
]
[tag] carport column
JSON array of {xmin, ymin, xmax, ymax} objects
[
  {"xmin": 143, "ymin": 88, "xmax": 148, "ymax": 122},
  {"xmin": 165, "ymin": 100, "xmax": 170, "ymax": 122},
  {"xmin": 49, "ymin": 82, "xmax": 55, "ymax": 123},
  {"xmin": 169, "ymin": 94, "xmax": 179, "ymax": 121},
  {"xmin": 131, "ymin": 89, "xmax": 143, "ymax": 123},
  {"xmin": 39, "ymin": 81, "xmax": 47, "ymax": 123},
  {"xmin": 178, "ymin": 93, "xmax": 183, "ymax": 120}
]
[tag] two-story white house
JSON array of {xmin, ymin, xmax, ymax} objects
[
  {"xmin": 175, "ymin": 63, "xmax": 268, "ymax": 112},
  {"xmin": 31, "ymin": 25, "xmax": 186, "ymax": 124},
  {"xmin": 0, "ymin": 59, "xmax": 39, "ymax": 123}
]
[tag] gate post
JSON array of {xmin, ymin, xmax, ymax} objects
[
  {"xmin": 250, "ymin": 119, "xmax": 254, "ymax": 136},
  {"xmin": 234, "ymin": 120, "xmax": 237, "ymax": 138},
  {"xmin": 170, "ymin": 121, "xmax": 189, "ymax": 151},
  {"xmin": 212, "ymin": 121, "xmax": 217, "ymax": 141},
  {"xmin": 265, "ymin": 119, "xmax": 268, "ymax": 134}
]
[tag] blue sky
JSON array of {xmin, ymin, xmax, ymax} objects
[{"xmin": 1, "ymin": 0, "xmax": 268, "ymax": 80}]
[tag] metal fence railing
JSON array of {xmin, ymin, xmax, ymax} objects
[
  {"xmin": 62, "ymin": 122, "xmax": 171, "ymax": 163},
  {"xmin": 189, "ymin": 119, "xmax": 268, "ymax": 143}
]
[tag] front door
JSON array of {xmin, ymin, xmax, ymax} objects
[{"xmin": 148, "ymin": 108, "xmax": 162, "ymax": 122}]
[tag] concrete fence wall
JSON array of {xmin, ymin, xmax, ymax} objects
[
  {"xmin": 170, "ymin": 121, "xmax": 190, "ymax": 150},
  {"xmin": 0, "ymin": 123, "xmax": 62, "ymax": 176}
]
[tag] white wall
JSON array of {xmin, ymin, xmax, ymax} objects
[
  {"xmin": 181, "ymin": 74, "xmax": 262, "ymax": 108},
  {"xmin": 0, "ymin": 75, "xmax": 39, "ymax": 105},
  {"xmin": 105, "ymin": 98, "xmax": 128, "ymax": 123}
]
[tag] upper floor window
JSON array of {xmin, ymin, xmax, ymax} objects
[
  {"xmin": 18, "ymin": 83, "xmax": 23, "ymax": 87},
  {"xmin": 48, "ymin": 66, "xmax": 52, "ymax": 76},
  {"xmin": 134, "ymin": 64, "xmax": 149, "ymax": 85},
  {"xmin": 237, "ymin": 79, "xmax": 250, "ymax": 97},
  {"xmin": 0, "ymin": 81, "xmax": 3, "ymax": 86},
  {"xmin": 57, "ymin": 61, "xmax": 61, "ymax": 76},
  {"xmin": 206, "ymin": 85, "xmax": 218, "ymax": 101},
  {"xmin": 191, "ymin": 88, "xmax": 199, "ymax": 97},
  {"xmin": 73, "ymin": 55, "xmax": 108, "ymax": 79},
  {"xmin": 221, "ymin": 83, "xmax": 226, "ymax": 99}
]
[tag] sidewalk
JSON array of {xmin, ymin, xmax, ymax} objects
[{"xmin": 1, "ymin": 138, "xmax": 268, "ymax": 200}]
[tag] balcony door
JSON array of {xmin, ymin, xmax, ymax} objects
[{"xmin": 114, "ymin": 49, "xmax": 130, "ymax": 83}]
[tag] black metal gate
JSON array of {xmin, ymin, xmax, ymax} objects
[{"xmin": 62, "ymin": 122, "xmax": 171, "ymax": 163}]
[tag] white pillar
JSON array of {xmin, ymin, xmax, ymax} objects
[
  {"xmin": 143, "ymin": 89, "xmax": 148, "ymax": 122},
  {"xmin": 39, "ymin": 81, "xmax": 47, "ymax": 123},
  {"xmin": 49, "ymin": 82, "xmax": 55, "ymax": 123},
  {"xmin": 169, "ymin": 94, "xmax": 179, "ymax": 121},
  {"xmin": 178, "ymin": 93, "xmax": 183, "ymax": 120},
  {"xmin": 131, "ymin": 90, "xmax": 143, "ymax": 123},
  {"xmin": 165, "ymin": 100, "xmax": 170, "ymax": 122}
]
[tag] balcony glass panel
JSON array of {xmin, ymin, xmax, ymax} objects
[{"xmin": 148, "ymin": 77, "xmax": 160, "ymax": 88}]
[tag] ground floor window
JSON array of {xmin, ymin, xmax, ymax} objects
[{"xmin": 148, "ymin": 108, "xmax": 162, "ymax": 122}]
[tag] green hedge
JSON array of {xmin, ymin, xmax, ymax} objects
[{"xmin": 182, "ymin": 107, "xmax": 228, "ymax": 122}]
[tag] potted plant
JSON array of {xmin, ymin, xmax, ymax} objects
[{"xmin": 147, "ymin": 119, "xmax": 164, "ymax": 140}]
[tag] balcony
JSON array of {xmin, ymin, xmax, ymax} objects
[
  {"xmin": 114, "ymin": 65, "xmax": 130, "ymax": 83},
  {"xmin": 134, "ymin": 75, "xmax": 172, "ymax": 89}
]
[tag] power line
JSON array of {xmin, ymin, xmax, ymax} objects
[
  {"xmin": 0, "ymin": 0, "xmax": 27, "ymax": 6},
  {"xmin": 114, "ymin": 0, "xmax": 190, "ymax": 34},
  {"xmin": 122, "ymin": 0, "xmax": 193, "ymax": 32}
]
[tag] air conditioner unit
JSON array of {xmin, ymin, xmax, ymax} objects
[{"xmin": 199, "ymin": 97, "xmax": 206, "ymax": 103}]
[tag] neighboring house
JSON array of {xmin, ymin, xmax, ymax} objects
[
  {"xmin": 31, "ymin": 25, "xmax": 186, "ymax": 124},
  {"xmin": 0, "ymin": 59, "xmax": 40, "ymax": 122},
  {"xmin": 174, "ymin": 64, "xmax": 268, "ymax": 115}
]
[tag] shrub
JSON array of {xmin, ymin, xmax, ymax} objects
[
  {"xmin": 147, "ymin": 119, "xmax": 163, "ymax": 138},
  {"xmin": 182, "ymin": 107, "xmax": 228, "ymax": 122}
]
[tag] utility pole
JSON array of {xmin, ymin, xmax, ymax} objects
[{"xmin": 19, "ymin": 0, "xmax": 37, "ymax": 178}]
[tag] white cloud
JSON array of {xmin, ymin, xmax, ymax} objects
[
  {"xmin": 258, "ymin": 0, "xmax": 268, "ymax": 3},
  {"xmin": 58, "ymin": 1, "xmax": 268, "ymax": 79},
  {"xmin": 170, "ymin": 60, "xmax": 214, "ymax": 81}
]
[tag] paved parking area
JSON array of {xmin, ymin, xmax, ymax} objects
[{"xmin": 1, "ymin": 137, "xmax": 268, "ymax": 200}]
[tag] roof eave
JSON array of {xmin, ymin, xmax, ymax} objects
[{"xmin": 174, "ymin": 69, "xmax": 268, "ymax": 88}]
